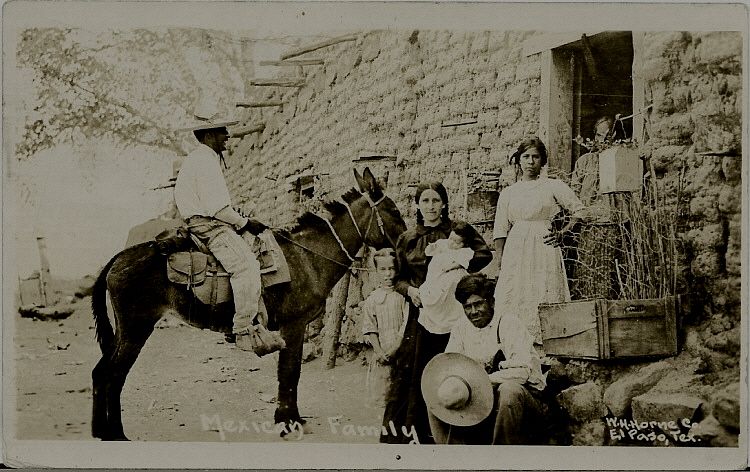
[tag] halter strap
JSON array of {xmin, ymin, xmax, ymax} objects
[
  {"xmin": 343, "ymin": 201, "xmax": 363, "ymax": 239},
  {"xmin": 323, "ymin": 217, "xmax": 357, "ymax": 263},
  {"xmin": 363, "ymin": 194, "xmax": 396, "ymax": 248}
]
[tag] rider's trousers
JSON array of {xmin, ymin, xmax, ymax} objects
[{"xmin": 186, "ymin": 217, "xmax": 261, "ymax": 333}]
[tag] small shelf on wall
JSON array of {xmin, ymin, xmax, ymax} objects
[
  {"xmin": 441, "ymin": 118, "xmax": 478, "ymax": 128},
  {"xmin": 259, "ymin": 59, "xmax": 325, "ymax": 67},
  {"xmin": 247, "ymin": 78, "xmax": 305, "ymax": 87},
  {"xmin": 280, "ymin": 33, "xmax": 359, "ymax": 61},
  {"xmin": 352, "ymin": 153, "xmax": 397, "ymax": 163},
  {"xmin": 236, "ymin": 101, "xmax": 286, "ymax": 108}
]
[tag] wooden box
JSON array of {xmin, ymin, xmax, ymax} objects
[
  {"xmin": 599, "ymin": 146, "xmax": 642, "ymax": 193},
  {"xmin": 539, "ymin": 297, "xmax": 679, "ymax": 360}
]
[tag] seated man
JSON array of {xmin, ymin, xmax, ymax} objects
[
  {"xmin": 174, "ymin": 110, "xmax": 273, "ymax": 353},
  {"xmin": 426, "ymin": 274, "xmax": 547, "ymax": 444}
]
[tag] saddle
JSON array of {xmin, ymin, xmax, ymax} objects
[{"xmin": 160, "ymin": 227, "xmax": 290, "ymax": 307}]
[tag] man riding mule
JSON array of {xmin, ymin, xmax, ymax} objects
[
  {"xmin": 90, "ymin": 163, "xmax": 406, "ymax": 440},
  {"xmin": 174, "ymin": 109, "xmax": 282, "ymax": 354}
]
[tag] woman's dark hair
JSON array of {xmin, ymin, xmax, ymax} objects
[
  {"xmin": 414, "ymin": 181, "xmax": 450, "ymax": 225},
  {"xmin": 455, "ymin": 274, "xmax": 496, "ymax": 305},
  {"xmin": 451, "ymin": 221, "xmax": 473, "ymax": 244},
  {"xmin": 511, "ymin": 137, "xmax": 548, "ymax": 167}
]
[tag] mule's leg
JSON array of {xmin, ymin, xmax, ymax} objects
[
  {"xmin": 91, "ymin": 355, "xmax": 111, "ymax": 439},
  {"xmin": 274, "ymin": 321, "xmax": 306, "ymax": 431},
  {"xmin": 102, "ymin": 326, "xmax": 155, "ymax": 441}
]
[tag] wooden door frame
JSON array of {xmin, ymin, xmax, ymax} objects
[{"xmin": 535, "ymin": 32, "xmax": 644, "ymax": 173}]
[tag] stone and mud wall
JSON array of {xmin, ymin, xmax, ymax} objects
[{"xmin": 223, "ymin": 30, "xmax": 742, "ymax": 445}]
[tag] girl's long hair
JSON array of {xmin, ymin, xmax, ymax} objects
[{"xmin": 510, "ymin": 137, "xmax": 548, "ymax": 167}]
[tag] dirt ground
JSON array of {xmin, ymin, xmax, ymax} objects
[{"xmin": 13, "ymin": 297, "xmax": 384, "ymax": 443}]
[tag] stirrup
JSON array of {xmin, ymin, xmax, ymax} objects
[
  {"xmin": 233, "ymin": 326, "xmax": 254, "ymax": 336},
  {"xmin": 235, "ymin": 331, "xmax": 257, "ymax": 352}
]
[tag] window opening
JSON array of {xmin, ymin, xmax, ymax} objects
[{"xmin": 546, "ymin": 31, "xmax": 634, "ymax": 173}]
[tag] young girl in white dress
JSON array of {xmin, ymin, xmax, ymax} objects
[{"xmin": 492, "ymin": 138, "xmax": 585, "ymax": 350}]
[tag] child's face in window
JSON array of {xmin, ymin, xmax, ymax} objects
[
  {"xmin": 595, "ymin": 120, "xmax": 612, "ymax": 143},
  {"xmin": 447, "ymin": 231, "xmax": 465, "ymax": 250},
  {"xmin": 375, "ymin": 256, "xmax": 396, "ymax": 287}
]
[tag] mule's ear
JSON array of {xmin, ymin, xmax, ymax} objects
[
  {"xmin": 362, "ymin": 167, "xmax": 379, "ymax": 193},
  {"xmin": 353, "ymin": 168, "xmax": 366, "ymax": 192}
]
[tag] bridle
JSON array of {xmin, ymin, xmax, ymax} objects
[
  {"xmin": 328, "ymin": 192, "xmax": 396, "ymax": 263},
  {"xmin": 350, "ymin": 194, "xmax": 397, "ymax": 246}
]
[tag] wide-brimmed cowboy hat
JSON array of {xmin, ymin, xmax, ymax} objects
[
  {"xmin": 179, "ymin": 99, "xmax": 239, "ymax": 132},
  {"xmin": 185, "ymin": 118, "xmax": 239, "ymax": 132},
  {"xmin": 180, "ymin": 115, "xmax": 239, "ymax": 133},
  {"xmin": 421, "ymin": 352, "xmax": 494, "ymax": 427}
]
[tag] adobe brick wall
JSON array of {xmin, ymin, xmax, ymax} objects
[
  {"xmin": 226, "ymin": 30, "xmax": 539, "ymax": 234},
  {"xmin": 640, "ymin": 31, "xmax": 742, "ymax": 371},
  {"xmin": 227, "ymin": 29, "xmax": 542, "ymax": 352},
  {"xmin": 224, "ymin": 30, "xmax": 742, "ymax": 445}
]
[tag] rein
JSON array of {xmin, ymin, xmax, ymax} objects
[
  {"xmin": 273, "ymin": 232, "xmax": 365, "ymax": 270},
  {"xmin": 273, "ymin": 193, "xmax": 391, "ymax": 271}
]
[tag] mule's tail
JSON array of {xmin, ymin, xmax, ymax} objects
[{"xmin": 92, "ymin": 254, "xmax": 119, "ymax": 357}]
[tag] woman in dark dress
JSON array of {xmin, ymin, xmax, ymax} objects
[{"xmin": 380, "ymin": 181, "xmax": 492, "ymax": 444}]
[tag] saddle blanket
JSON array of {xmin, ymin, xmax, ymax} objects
[{"xmin": 166, "ymin": 229, "xmax": 290, "ymax": 306}]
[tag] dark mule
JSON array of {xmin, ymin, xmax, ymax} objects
[{"xmin": 91, "ymin": 168, "xmax": 406, "ymax": 440}]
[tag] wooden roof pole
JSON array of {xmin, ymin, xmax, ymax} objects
[
  {"xmin": 280, "ymin": 34, "xmax": 358, "ymax": 61},
  {"xmin": 236, "ymin": 101, "xmax": 285, "ymax": 108},
  {"xmin": 247, "ymin": 78, "xmax": 305, "ymax": 87},
  {"xmin": 259, "ymin": 59, "xmax": 325, "ymax": 66},
  {"xmin": 231, "ymin": 123, "xmax": 266, "ymax": 138}
]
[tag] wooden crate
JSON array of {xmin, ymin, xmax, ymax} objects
[{"xmin": 539, "ymin": 297, "xmax": 679, "ymax": 360}]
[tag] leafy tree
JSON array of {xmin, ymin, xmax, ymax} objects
[{"xmin": 16, "ymin": 27, "xmax": 252, "ymax": 160}]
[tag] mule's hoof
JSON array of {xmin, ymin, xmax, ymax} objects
[
  {"xmin": 278, "ymin": 420, "xmax": 310, "ymax": 440},
  {"xmin": 281, "ymin": 429, "xmax": 304, "ymax": 441}
]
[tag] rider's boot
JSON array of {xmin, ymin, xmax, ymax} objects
[{"xmin": 234, "ymin": 303, "xmax": 285, "ymax": 356}]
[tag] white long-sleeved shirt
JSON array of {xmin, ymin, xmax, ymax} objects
[
  {"xmin": 445, "ymin": 310, "xmax": 546, "ymax": 391},
  {"xmin": 174, "ymin": 143, "xmax": 234, "ymax": 220}
]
